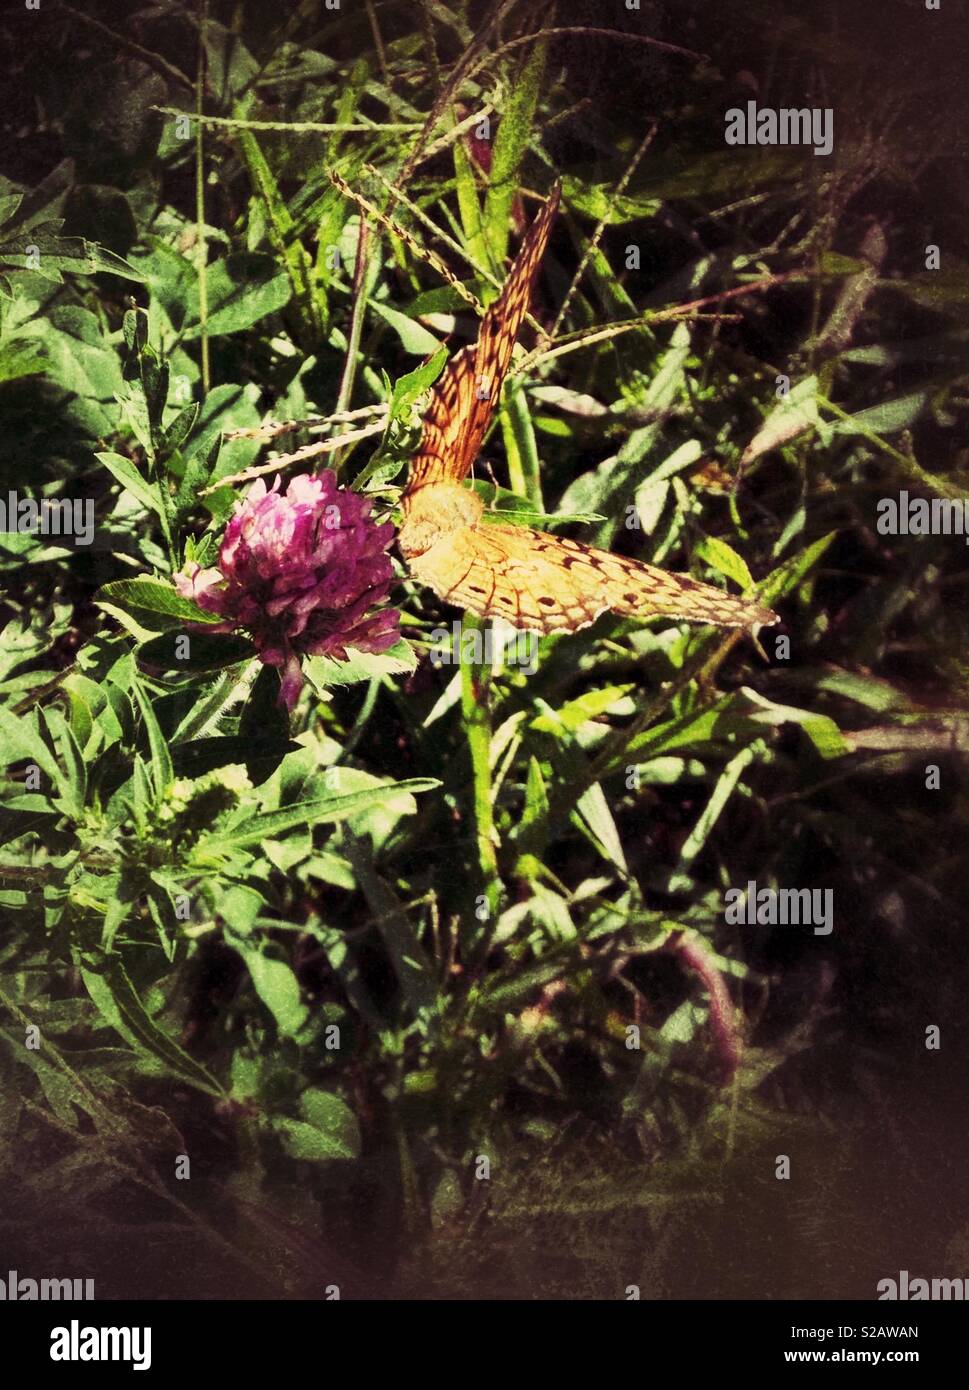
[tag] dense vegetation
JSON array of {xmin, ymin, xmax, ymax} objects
[{"xmin": 1, "ymin": 1, "xmax": 966, "ymax": 1298}]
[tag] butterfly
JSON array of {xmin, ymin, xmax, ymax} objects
[{"xmin": 397, "ymin": 184, "xmax": 777, "ymax": 635}]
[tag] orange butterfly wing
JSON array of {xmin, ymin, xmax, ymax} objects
[
  {"xmin": 407, "ymin": 523, "xmax": 777, "ymax": 635},
  {"xmin": 403, "ymin": 184, "xmax": 561, "ymax": 500}
]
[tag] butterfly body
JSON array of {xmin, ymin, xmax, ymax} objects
[
  {"xmin": 398, "ymin": 481, "xmax": 484, "ymax": 558},
  {"xmin": 399, "ymin": 184, "xmax": 777, "ymax": 637}
]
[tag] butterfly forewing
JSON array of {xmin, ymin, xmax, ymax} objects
[{"xmin": 404, "ymin": 184, "xmax": 561, "ymax": 499}]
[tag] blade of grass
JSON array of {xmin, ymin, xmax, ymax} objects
[{"xmin": 501, "ymin": 378, "xmax": 544, "ymax": 510}]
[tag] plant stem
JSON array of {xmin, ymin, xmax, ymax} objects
[
  {"xmin": 331, "ymin": 219, "xmax": 371, "ymax": 474},
  {"xmin": 460, "ymin": 617, "xmax": 500, "ymax": 935},
  {"xmin": 195, "ymin": 1, "xmax": 210, "ymax": 394}
]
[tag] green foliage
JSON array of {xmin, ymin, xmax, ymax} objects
[{"xmin": 1, "ymin": 0, "xmax": 966, "ymax": 1298}]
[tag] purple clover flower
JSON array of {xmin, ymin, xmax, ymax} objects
[{"xmin": 175, "ymin": 471, "xmax": 400, "ymax": 711}]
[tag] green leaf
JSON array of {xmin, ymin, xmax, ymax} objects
[
  {"xmin": 182, "ymin": 252, "xmax": 292, "ymax": 339},
  {"xmin": 0, "ymin": 233, "xmax": 147, "ymax": 282},
  {"xmin": 226, "ymin": 929, "xmax": 310, "ymax": 1040},
  {"xmin": 480, "ymin": 952, "xmax": 576, "ymax": 1012},
  {"xmin": 472, "ymin": 479, "xmax": 604, "ymax": 528},
  {"xmin": 819, "ymin": 251, "xmax": 868, "ymax": 276},
  {"xmin": 123, "ymin": 306, "xmax": 149, "ymax": 355},
  {"xmin": 35, "ymin": 307, "xmax": 124, "ymax": 407},
  {"xmin": 501, "ymin": 379, "xmax": 544, "ymax": 509},
  {"xmin": 238, "ymin": 661, "xmax": 289, "ymax": 750},
  {"xmin": 886, "ymin": 267, "xmax": 969, "ymax": 312},
  {"xmin": 77, "ymin": 957, "xmax": 222, "ymax": 1096},
  {"xmin": 811, "ymin": 669, "xmax": 909, "ymax": 712},
  {"xmin": 624, "ymin": 697, "xmax": 762, "ymax": 764},
  {"xmin": 369, "ymin": 299, "xmax": 443, "ymax": 355},
  {"xmin": 94, "ymin": 604, "xmax": 161, "ymax": 646},
  {"xmin": 830, "ymin": 391, "xmax": 928, "ymax": 438},
  {"xmin": 162, "ymin": 402, "xmax": 201, "ymax": 455},
  {"xmin": 761, "ymin": 532, "xmax": 836, "ymax": 604},
  {"xmin": 169, "ymin": 669, "xmax": 257, "ymax": 744},
  {"xmin": 740, "ymin": 689, "xmax": 848, "ymax": 760},
  {"xmin": 514, "ymin": 756, "xmax": 550, "ymax": 874},
  {"xmin": 389, "ymin": 348, "xmax": 448, "ymax": 419},
  {"xmin": 299, "ymin": 1087, "xmax": 361, "ymax": 1157},
  {"xmin": 202, "ymin": 20, "xmax": 259, "ymax": 102},
  {"xmin": 219, "ymin": 883, "xmax": 262, "ymax": 936},
  {"xmin": 694, "ymin": 536, "xmax": 755, "ymax": 593},
  {"xmin": 532, "ymin": 685, "xmax": 634, "ymax": 735},
  {"xmin": 95, "ymin": 451, "xmax": 165, "ymax": 519},
  {"xmin": 483, "ymin": 37, "xmax": 547, "ymax": 264},
  {"xmin": 100, "ymin": 872, "xmax": 137, "ymax": 952},
  {"xmin": 0, "ymin": 340, "xmax": 47, "ymax": 383},
  {"xmin": 664, "ymin": 740, "xmax": 769, "ymax": 893},
  {"xmin": 303, "ymin": 640, "xmax": 418, "ymax": 691},
  {"xmin": 63, "ymin": 678, "xmax": 94, "ymax": 752},
  {"xmin": 0, "ymin": 707, "xmax": 62, "ymax": 784},
  {"xmin": 574, "ymin": 782, "xmax": 628, "ymax": 873},
  {"xmin": 169, "ymin": 734, "xmax": 299, "ymax": 784},
  {"xmin": 0, "ymin": 191, "xmax": 24, "ymax": 227},
  {"xmin": 619, "ymin": 148, "xmax": 803, "ymax": 206},
  {"xmin": 95, "ymin": 578, "xmax": 225, "ymax": 632},
  {"xmin": 141, "ymin": 355, "xmax": 170, "ymax": 446},
  {"xmin": 176, "ymin": 434, "xmax": 223, "ymax": 516},
  {"xmin": 271, "ymin": 1106, "xmax": 359, "ymax": 1163},
  {"xmin": 560, "ymin": 178, "xmax": 661, "ymax": 225},
  {"xmin": 235, "ymin": 125, "xmax": 324, "ymax": 347},
  {"xmin": 131, "ymin": 679, "xmax": 175, "ymax": 795},
  {"xmin": 200, "ymin": 779, "xmax": 441, "ymax": 849},
  {"xmin": 41, "ymin": 708, "xmax": 87, "ymax": 817},
  {"xmin": 452, "ymin": 118, "xmax": 485, "ymax": 266},
  {"xmin": 131, "ymin": 754, "xmax": 152, "ymax": 835},
  {"xmin": 137, "ymin": 630, "xmax": 255, "ymax": 673}
]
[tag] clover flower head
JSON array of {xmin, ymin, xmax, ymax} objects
[{"xmin": 175, "ymin": 471, "xmax": 399, "ymax": 710}]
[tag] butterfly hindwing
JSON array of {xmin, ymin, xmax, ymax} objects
[{"xmin": 409, "ymin": 523, "xmax": 776, "ymax": 635}]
